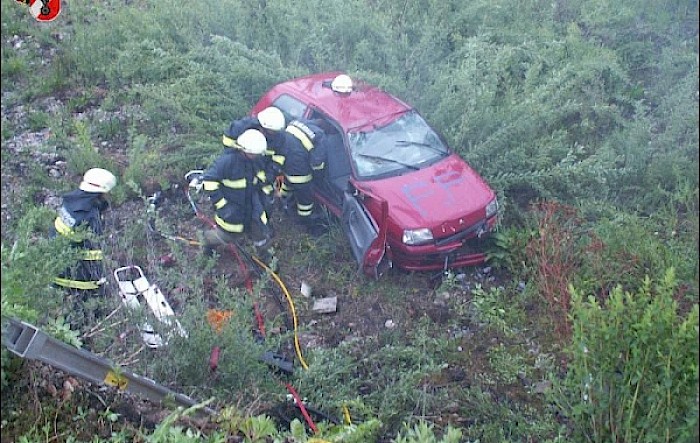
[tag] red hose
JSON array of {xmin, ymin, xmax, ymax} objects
[
  {"xmin": 209, "ymin": 346, "xmax": 221, "ymax": 372},
  {"xmin": 253, "ymin": 302, "xmax": 266, "ymax": 337},
  {"xmin": 284, "ymin": 382, "xmax": 318, "ymax": 434},
  {"xmin": 196, "ymin": 212, "xmax": 254, "ymax": 292}
]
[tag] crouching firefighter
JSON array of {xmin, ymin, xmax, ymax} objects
[
  {"xmin": 50, "ymin": 168, "xmax": 117, "ymax": 296},
  {"xmin": 199, "ymin": 128, "xmax": 276, "ymax": 266},
  {"xmin": 221, "ymin": 106, "xmax": 288, "ymax": 214}
]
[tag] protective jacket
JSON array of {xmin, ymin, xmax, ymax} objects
[
  {"xmin": 269, "ymin": 119, "xmax": 325, "ymax": 219},
  {"xmin": 273, "ymin": 119, "xmax": 325, "ymax": 185},
  {"xmin": 286, "ymin": 119, "xmax": 326, "ymax": 173},
  {"xmin": 50, "ymin": 189, "xmax": 108, "ymax": 290},
  {"xmin": 223, "ymin": 116, "xmax": 281, "ymax": 195},
  {"xmin": 222, "ymin": 117, "xmax": 259, "ymax": 148},
  {"xmin": 201, "ymin": 148, "xmax": 270, "ymax": 234}
]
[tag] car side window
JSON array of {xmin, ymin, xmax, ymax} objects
[
  {"xmin": 308, "ymin": 110, "xmax": 352, "ymax": 188},
  {"xmin": 271, "ymin": 94, "xmax": 307, "ymax": 121}
]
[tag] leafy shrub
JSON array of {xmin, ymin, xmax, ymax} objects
[
  {"xmin": 469, "ymin": 284, "xmax": 519, "ymax": 338},
  {"xmin": 1, "ymin": 207, "xmax": 77, "ymax": 324},
  {"xmin": 1, "ymin": 53, "xmax": 27, "ymax": 79},
  {"xmin": 575, "ymin": 209, "xmax": 699, "ymax": 299},
  {"xmin": 0, "ymin": 208, "xmax": 84, "ymax": 394},
  {"xmin": 295, "ymin": 319, "xmax": 449, "ymax": 436},
  {"xmin": 486, "ymin": 226, "xmax": 536, "ymax": 279},
  {"xmin": 62, "ymin": 119, "xmax": 115, "ymax": 176},
  {"xmin": 394, "ymin": 420, "xmax": 464, "ymax": 443},
  {"xmin": 144, "ymin": 277, "xmax": 281, "ymax": 402},
  {"xmin": 557, "ymin": 269, "xmax": 699, "ymax": 443}
]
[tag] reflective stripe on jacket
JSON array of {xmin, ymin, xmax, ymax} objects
[
  {"xmin": 50, "ymin": 189, "xmax": 107, "ymax": 290},
  {"xmin": 202, "ymin": 148, "xmax": 269, "ymax": 233},
  {"xmin": 54, "ymin": 276, "xmax": 101, "ymax": 290}
]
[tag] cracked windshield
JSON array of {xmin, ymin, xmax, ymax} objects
[{"xmin": 348, "ymin": 111, "xmax": 448, "ymax": 178}]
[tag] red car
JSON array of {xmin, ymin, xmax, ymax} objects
[{"xmin": 252, "ymin": 72, "xmax": 499, "ymax": 277}]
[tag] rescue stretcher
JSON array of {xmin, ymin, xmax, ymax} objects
[{"xmin": 114, "ymin": 265, "xmax": 188, "ymax": 348}]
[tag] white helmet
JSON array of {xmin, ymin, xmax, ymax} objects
[
  {"xmin": 79, "ymin": 168, "xmax": 117, "ymax": 193},
  {"xmin": 331, "ymin": 74, "xmax": 353, "ymax": 94},
  {"xmin": 257, "ymin": 106, "xmax": 285, "ymax": 132},
  {"xmin": 237, "ymin": 129, "xmax": 267, "ymax": 155}
]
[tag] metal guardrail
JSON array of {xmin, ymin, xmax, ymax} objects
[{"xmin": 1, "ymin": 317, "xmax": 215, "ymax": 416}]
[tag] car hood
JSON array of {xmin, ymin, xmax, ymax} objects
[{"xmin": 359, "ymin": 154, "xmax": 495, "ymax": 231}]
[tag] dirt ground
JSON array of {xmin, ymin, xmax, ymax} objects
[{"xmin": 1, "ymin": 109, "xmax": 545, "ymax": 441}]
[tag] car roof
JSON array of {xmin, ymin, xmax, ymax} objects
[{"xmin": 264, "ymin": 72, "xmax": 412, "ymax": 132}]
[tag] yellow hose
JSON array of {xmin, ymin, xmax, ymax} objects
[
  {"xmin": 342, "ymin": 404, "xmax": 352, "ymax": 425},
  {"xmin": 251, "ymin": 256, "xmax": 309, "ymax": 370}
]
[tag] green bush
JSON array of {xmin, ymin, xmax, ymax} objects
[
  {"xmin": 557, "ymin": 269, "xmax": 699, "ymax": 443},
  {"xmin": 1, "ymin": 0, "xmax": 698, "ymax": 440},
  {"xmin": 1, "ymin": 207, "xmax": 77, "ymax": 324},
  {"xmin": 295, "ymin": 319, "xmax": 449, "ymax": 436},
  {"xmin": 394, "ymin": 420, "xmax": 464, "ymax": 443}
]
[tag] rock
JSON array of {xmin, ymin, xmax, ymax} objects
[
  {"xmin": 384, "ymin": 319, "xmax": 396, "ymax": 329},
  {"xmin": 300, "ymin": 281, "xmax": 312, "ymax": 297},
  {"xmin": 11, "ymin": 35, "xmax": 23, "ymax": 49},
  {"xmin": 159, "ymin": 254, "xmax": 176, "ymax": 267},
  {"xmin": 44, "ymin": 195, "xmax": 61, "ymax": 208},
  {"xmin": 532, "ymin": 380, "xmax": 552, "ymax": 394},
  {"xmin": 312, "ymin": 296, "xmax": 337, "ymax": 314}
]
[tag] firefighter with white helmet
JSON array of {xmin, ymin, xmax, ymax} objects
[
  {"xmin": 79, "ymin": 168, "xmax": 118, "ymax": 193},
  {"xmin": 222, "ymin": 106, "xmax": 285, "ymax": 148},
  {"xmin": 221, "ymin": 106, "xmax": 288, "ymax": 199},
  {"xmin": 200, "ymin": 128, "xmax": 275, "ymax": 260},
  {"xmin": 257, "ymin": 106, "xmax": 286, "ymax": 132},
  {"xmin": 331, "ymin": 74, "xmax": 353, "ymax": 94},
  {"xmin": 275, "ymin": 117, "xmax": 327, "ymax": 234},
  {"xmin": 51, "ymin": 168, "xmax": 117, "ymax": 295}
]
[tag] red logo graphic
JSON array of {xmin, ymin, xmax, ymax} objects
[{"xmin": 16, "ymin": 0, "xmax": 61, "ymax": 22}]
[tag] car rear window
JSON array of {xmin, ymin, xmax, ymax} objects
[{"xmin": 272, "ymin": 94, "xmax": 307, "ymax": 121}]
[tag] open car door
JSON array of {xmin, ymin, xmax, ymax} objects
[{"xmin": 341, "ymin": 182, "xmax": 390, "ymax": 278}]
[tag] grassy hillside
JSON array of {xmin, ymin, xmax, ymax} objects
[{"xmin": 1, "ymin": 0, "xmax": 697, "ymax": 441}]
